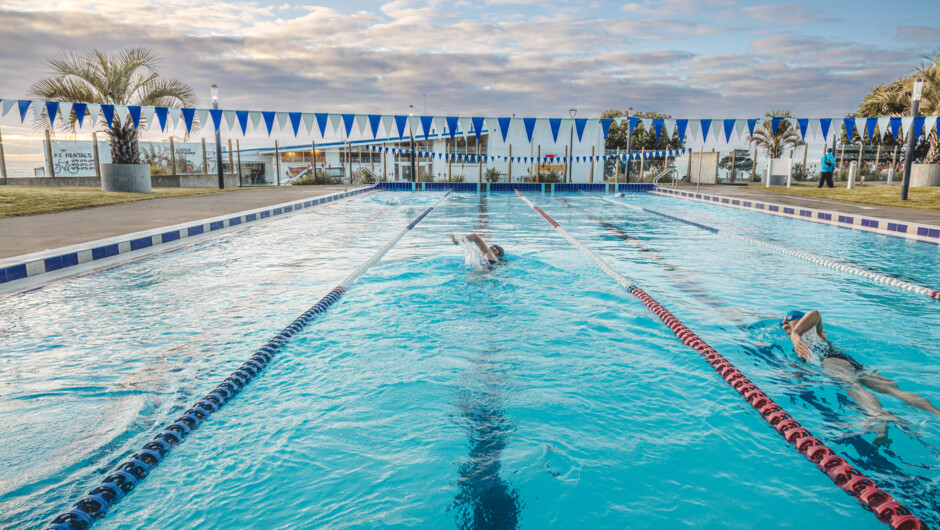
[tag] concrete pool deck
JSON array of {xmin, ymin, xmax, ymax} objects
[{"xmin": 0, "ymin": 186, "xmax": 351, "ymax": 259}]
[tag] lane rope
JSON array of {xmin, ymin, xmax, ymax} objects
[
  {"xmin": 515, "ymin": 190, "xmax": 924, "ymax": 530},
  {"xmin": 45, "ymin": 192, "xmax": 453, "ymax": 530},
  {"xmin": 603, "ymin": 197, "xmax": 940, "ymax": 301}
]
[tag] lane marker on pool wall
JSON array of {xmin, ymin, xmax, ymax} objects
[
  {"xmin": 515, "ymin": 190, "xmax": 924, "ymax": 530},
  {"xmin": 44, "ymin": 192, "xmax": 453, "ymax": 530},
  {"xmin": 603, "ymin": 197, "xmax": 940, "ymax": 301}
]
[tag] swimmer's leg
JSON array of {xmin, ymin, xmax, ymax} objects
[
  {"xmin": 861, "ymin": 372, "xmax": 940, "ymax": 417},
  {"xmin": 823, "ymin": 359, "xmax": 899, "ymax": 422}
]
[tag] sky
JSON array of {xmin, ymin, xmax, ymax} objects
[{"xmin": 0, "ymin": 0, "xmax": 937, "ymax": 122}]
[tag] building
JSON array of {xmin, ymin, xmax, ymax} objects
[{"xmin": 234, "ymin": 123, "xmax": 608, "ymax": 186}]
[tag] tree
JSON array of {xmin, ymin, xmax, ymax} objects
[
  {"xmin": 28, "ymin": 48, "xmax": 197, "ymax": 164},
  {"xmin": 719, "ymin": 150, "xmax": 753, "ymax": 182},
  {"xmin": 602, "ymin": 110, "xmax": 685, "ymax": 151},
  {"xmin": 851, "ymin": 50, "xmax": 939, "ymax": 163},
  {"xmin": 749, "ymin": 109, "xmax": 803, "ymax": 158}
]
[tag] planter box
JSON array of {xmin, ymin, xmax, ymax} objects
[
  {"xmin": 911, "ymin": 164, "xmax": 940, "ymax": 187},
  {"xmin": 101, "ymin": 163, "xmax": 151, "ymax": 193}
]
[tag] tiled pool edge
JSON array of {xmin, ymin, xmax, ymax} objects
[
  {"xmin": 652, "ymin": 188, "xmax": 940, "ymax": 245},
  {"xmin": 376, "ymin": 182, "xmax": 656, "ymax": 193},
  {"xmin": 0, "ymin": 186, "xmax": 377, "ymax": 293}
]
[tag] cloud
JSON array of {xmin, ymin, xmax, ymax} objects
[
  {"xmin": 895, "ymin": 25, "xmax": 940, "ymax": 45},
  {"xmin": 0, "ymin": 0, "xmax": 929, "ymax": 126},
  {"xmin": 739, "ymin": 3, "xmax": 831, "ymax": 26}
]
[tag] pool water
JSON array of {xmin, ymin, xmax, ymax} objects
[{"xmin": 1, "ymin": 191, "xmax": 937, "ymax": 529}]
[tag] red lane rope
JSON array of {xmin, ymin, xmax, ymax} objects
[{"xmin": 513, "ymin": 190, "xmax": 926, "ymax": 530}]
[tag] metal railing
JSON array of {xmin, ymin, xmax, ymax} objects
[
  {"xmin": 354, "ymin": 166, "xmax": 381, "ymax": 184},
  {"xmin": 652, "ymin": 168, "xmax": 679, "ymax": 188}
]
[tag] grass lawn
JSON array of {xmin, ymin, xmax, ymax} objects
[
  {"xmin": 0, "ymin": 186, "xmax": 233, "ymax": 218},
  {"xmin": 746, "ymin": 182, "xmax": 940, "ymax": 211}
]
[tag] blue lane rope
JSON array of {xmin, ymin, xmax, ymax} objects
[{"xmin": 45, "ymin": 191, "xmax": 452, "ymax": 530}]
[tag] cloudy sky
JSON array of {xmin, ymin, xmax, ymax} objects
[{"xmin": 0, "ymin": 0, "xmax": 937, "ymax": 120}]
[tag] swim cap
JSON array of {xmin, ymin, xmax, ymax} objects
[
  {"xmin": 780, "ymin": 310, "xmax": 805, "ymax": 328},
  {"xmin": 490, "ymin": 244, "xmax": 505, "ymax": 258}
]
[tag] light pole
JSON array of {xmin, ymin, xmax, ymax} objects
[
  {"xmin": 211, "ymin": 85, "xmax": 224, "ymax": 189},
  {"xmin": 568, "ymin": 108, "xmax": 577, "ymax": 183},
  {"xmin": 901, "ymin": 78, "xmax": 923, "ymax": 201},
  {"xmin": 624, "ymin": 107, "xmax": 633, "ymax": 183},
  {"xmin": 409, "ymin": 104, "xmax": 417, "ymax": 182}
]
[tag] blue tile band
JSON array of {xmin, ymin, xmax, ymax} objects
[
  {"xmin": 651, "ymin": 188, "xmax": 939, "ymax": 245},
  {"xmin": 0, "ymin": 187, "xmax": 377, "ymax": 289}
]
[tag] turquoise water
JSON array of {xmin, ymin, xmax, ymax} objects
[{"xmin": 1, "ymin": 191, "xmax": 937, "ymax": 528}]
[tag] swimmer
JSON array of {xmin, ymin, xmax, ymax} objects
[
  {"xmin": 615, "ymin": 192, "xmax": 626, "ymax": 198},
  {"xmin": 782, "ymin": 310, "xmax": 940, "ymax": 423},
  {"xmin": 450, "ymin": 233, "xmax": 505, "ymax": 265}
]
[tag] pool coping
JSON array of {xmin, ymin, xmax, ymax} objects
[
  {"xmin": 652, "ymin": 187, "xmax": 940, "ymax": 246},
  {"xmin": 0, "ymin": 185, "xmax": 377, "ymax": 293},
  {"xmin": 376, "ymin": 182, "xmax": 656, "ymax": 193}
]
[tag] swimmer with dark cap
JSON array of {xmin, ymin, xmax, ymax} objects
[
  {"xmin": 781, "ymin": 310, "xmax": 940, "ymax": 425},
  {"xmin": 450, "ymin": 233, "xmax": 504, "ymax": 265}
]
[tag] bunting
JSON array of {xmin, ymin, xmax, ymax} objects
[
  {"xmin": 523, "ymin": 118, "xmax": 537, "ymax": 142},
  {"xmin": 420, "ymin": 115, "xmax": 433, "ymax": 140},
  {"xmin": 471, "ymin": 117, "xmax": 485, "ymax": 142},
  {"xmin": 4, "ymin": 97, "xmax": 933, "ymax": 151},
  {"xmin": 235, "ymin": 110, "xmax": 249, "ymax": 135}
]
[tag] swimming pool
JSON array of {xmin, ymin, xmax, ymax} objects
[{"xmin": 1, "ymin": 190, "xmax": 937, "ymax": 528}]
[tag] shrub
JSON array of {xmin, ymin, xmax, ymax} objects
[
  {"xmin": 451, "ymin": 174, "xmax": 466, "ymax": 182},
  {"xmin": 540, "ymin": 169, "xmax": 563, "ymax": 183},
  {"xmin": 417, "ymin": 169, "xmax": 434, "ymax": 182},
  {"xmin": 483, "ymin": 167, "xmax": 501, "ymax": 183}
]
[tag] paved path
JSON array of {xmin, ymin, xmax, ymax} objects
[
  {"xmin": 0, "ymin": 186, "xmax": 352, "ymax": 259},
  {"xmin": 677, "ymin": 185, "xmax": 940, "ymax": 227}
]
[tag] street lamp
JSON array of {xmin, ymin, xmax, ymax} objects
[
  {"xmin": 408, "ymin": 104, "xmax": 417, "ymax": 183},
  {"xmin": 568, "ymin": 108, "xmax": 577, "ymax": 183},
  {"xmin": 211, "ymin": 85, "xmax": 224, "ymax": 189},
  {"xmin": 901, "ymin": 78, "xmax": 923, "ymax": 200},
  {"xmin": 624, "ymin": 107, "xmax": 634, "ymax": 183}
]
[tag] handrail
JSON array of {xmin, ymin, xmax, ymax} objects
[
  {"xmin": 652, "ymin": 168, "xmax": 678, "ymax": 188},
  {"xmin": 354, "ymin": 166, "xmax": 380, "ymax": 184}
]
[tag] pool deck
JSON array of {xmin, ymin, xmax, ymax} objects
[
  {"xmin": 675, "ymin": 185, "xmax": 940, "ymax": 226},
  {"xmin": 0, "ymin": 186, "xmax": 350, "ymax": 259}
]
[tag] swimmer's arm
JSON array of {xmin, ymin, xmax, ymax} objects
[
  {"xmin": 792, "ymin": 310, "xmax": 821, "ymax": 336},
  {"xmin": 790, "ymin": 310, "xmax": 822, "ymax": 360},
  {"xmin": 464, "ymin": 233, "xmax": 497, "ymax": 260}
]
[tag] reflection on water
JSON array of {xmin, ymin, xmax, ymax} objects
[
  {"xmin": 453, "ymin": 194, "xmax": 521, "ymax": 529},
  {"xmin": 453, "ymin": 347, "xmax": 520, "ymax": 530}
]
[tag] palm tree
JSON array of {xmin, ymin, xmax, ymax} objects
[
  {"xmin": 28, "ymin": 48, "xmax": 197, "ymax": 164},
  {"xmin": 857, "ymin": 51, "xmax": 939, "ymax": 163},
  {"xmin": 749, "ymin": 109, "xmax": 804, "ymax": 158}
]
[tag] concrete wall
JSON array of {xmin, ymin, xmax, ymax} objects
[
  {"xmin": 3, "ymin": 177, "xmax": 101, "ymax": 187},
  {"xmin": 911, "ymin": 164, "xmax": 940, "ymax": 187},
  {"xmin": 151, "ymin": 173, "xmax": 239, "ymax": 188},
  {"xmin": 3, "ymin": 174, "xmax": 239, "ymax": 188}
]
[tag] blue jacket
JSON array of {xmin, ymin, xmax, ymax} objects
[{"xmin": 821, "ymin": 153, "xmax": 835, "ymax": 172}]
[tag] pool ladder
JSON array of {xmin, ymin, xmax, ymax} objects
[{"xmin": 652, "ymin": 168, "xmax": 679, "ymax": 189}]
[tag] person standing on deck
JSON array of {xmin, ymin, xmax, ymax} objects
[{"xmin": 818, "ymin": 148, "xmax": 836, "ymax": 188}]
